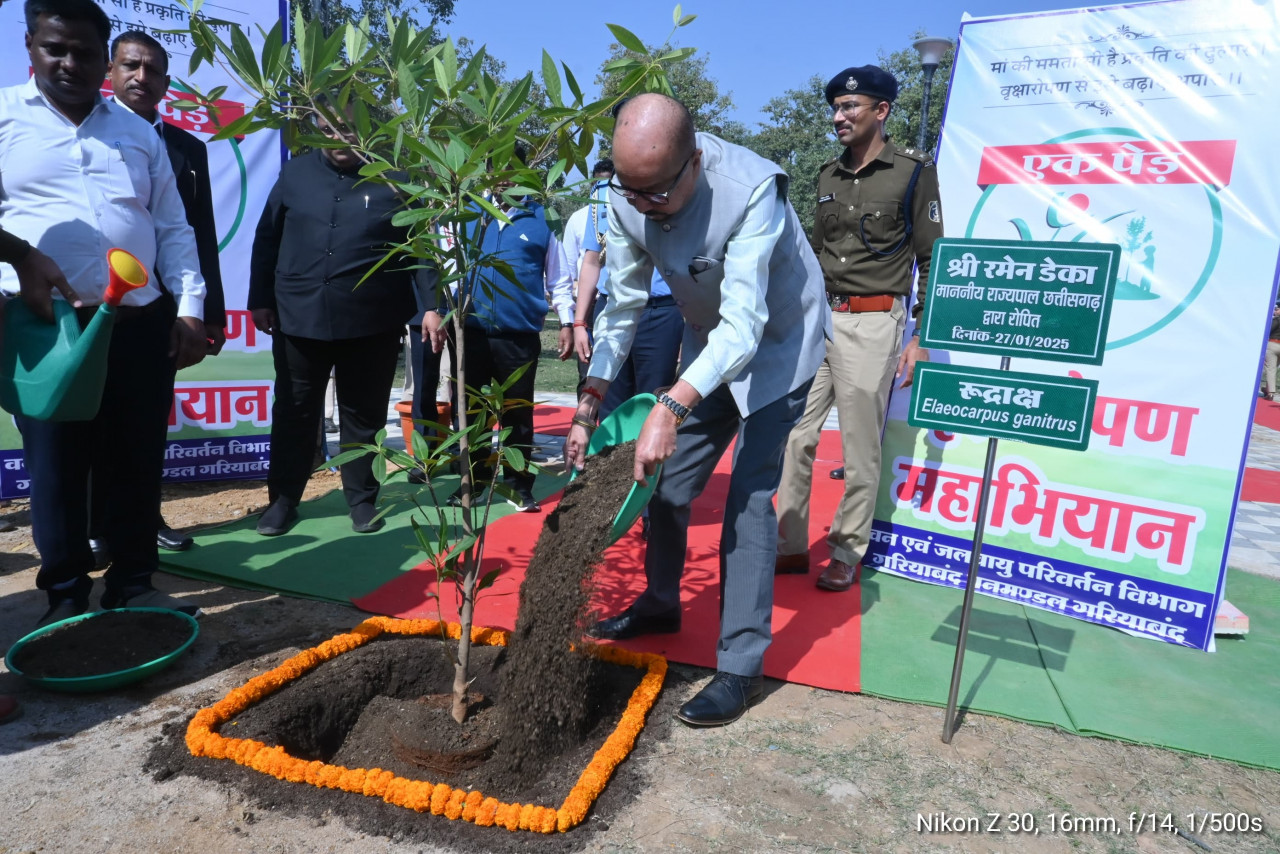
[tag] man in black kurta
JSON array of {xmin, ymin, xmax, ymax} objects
[{"xmin": 248, "ymin": 121, "xmax": 423, "ymax": 535}]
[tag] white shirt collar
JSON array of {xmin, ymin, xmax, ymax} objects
[{"xmin": 111, "ymin": 95, "xmax": 164, "ymax": 131}]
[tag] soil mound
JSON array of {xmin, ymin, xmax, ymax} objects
[{"xmin": 496, "ymin": 440, "xmax": 639, "ymax": 778}]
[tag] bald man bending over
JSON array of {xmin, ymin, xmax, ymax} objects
[{"xmin": 565, "ymin": 94, "xmax": 830, "ymax": 727}]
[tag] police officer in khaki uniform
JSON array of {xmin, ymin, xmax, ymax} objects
[{"xmin": 775, "ymin": 65, "xmax": 944, "ymax": 592}]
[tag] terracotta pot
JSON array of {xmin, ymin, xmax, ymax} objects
[
  {"xmin": 394, "ymin": 400, "xmax": 415, "ymax": 456},
  {"xmin": 396, "ymin": 401, "xmax": 453, "ymax": 458}
]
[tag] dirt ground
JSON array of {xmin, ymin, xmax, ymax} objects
[{"xmin": 2, "ymin": 474, "xmax": 1280, "ymax": 854}]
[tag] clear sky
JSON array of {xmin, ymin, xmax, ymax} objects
[{"xmin": 442, "ymin": 0, "xmax": 1119, "ymax": 130}]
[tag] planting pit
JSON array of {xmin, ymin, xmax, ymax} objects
[{"xmin": 158, "ymin": 438, "xmax": 668, "ymax": 847}]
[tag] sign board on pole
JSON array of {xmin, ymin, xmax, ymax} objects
[
  {"xmin": 919, "ymin": 239, "xmax": 1120, "ymax": 364},
  {"xmin": 909, "ymin": 363, "xmax": 1099, "ymax": 451},
  {"xmin": 868, "ymin": 0, "xmax": 1280, "ymax": 652}
]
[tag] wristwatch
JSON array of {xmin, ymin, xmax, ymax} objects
[
  {"xmin": 560, "ymin": 322, "xmax": 573, "ymax": 329},
  {"xmin": 656, "ymin": 392, "xmax": 690, "ymax": 425}
]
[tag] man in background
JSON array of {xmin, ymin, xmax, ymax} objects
[
  {"xmin": 422, "ymin": 147, "xmax": 574, "ymax": 513},
  {"xmin": 249, "ymin": 108, "xmax": 424, "ymax": 536},
  {"xmin": 774, "ymin": 65, "xmax": 943, "ymax": 593},
  {"xmin": 102, "ymin": 29, "xmax": 227, "ymax": 554}
]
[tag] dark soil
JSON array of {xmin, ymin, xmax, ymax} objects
[
  {"xmin": 12, "ymin": 609, "xmax": 193, "ymax": 678},
  {"xmin": 497, "ymin": 440, "xmax": 640, "ymax": 779}
]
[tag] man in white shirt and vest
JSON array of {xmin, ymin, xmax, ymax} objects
[
  {"xmin": 565, "ymin": 94, "xmax": 830, "ymax": 727},
  {"xmin": 0, "ymin": 0, "xmax": 208, "ymax": 624}
]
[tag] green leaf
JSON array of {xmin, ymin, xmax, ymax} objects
[
  {"xmin": 545, "ymin": 158, "xmax": 567, "ymax": 188},
  {"xmin": 563, "ymin": 62, "xmax": 584, "ymax": 104},
  {"xmin": 410, "ymin": 430, "xmax": 431, "ymax": 464},
  {"xmin": 673, "ymin": 4, "xmax": 682, "ymax": 25},
  {"xmin": 602, "ymin": 57, "xmax": 642, "ymax": 74},
  {"xmin": 344, "ymin": 20, "xmax": 368, "ymax": 63},
  {"xmin": 657, "ymin": 47, "xmax": 696, "ymax": 62},
  {"xmin": 439, "ymin": 37, "xmax": 458, "ymax": 86},
  {"xmin": 371, "ymin": 453, "xmax": 388, "ymax": 484},
  {"xmin": 606, "ymin": 23, "xmax": 648, "ymax": 55},
  {"xmin": 678, "ymin": 14, "xmax": 697, "ymax": 26},
  {"xmin": 390, "ymin": 208, "xmax": 438, "ymax": 227},
  {"xmin": 229, "ymin": 23, "xmax": 262, "ymax": 88},
  {"xmin": 477, "ymin": 567, "xmax": 503, "ymax": 591},
  {"xmin": 502, "ymin": 445, "xmax": 527, "ymax": 472},
  {"xmin": 321, "ymin": 447, "xmax": 371, "ymax": 470},
  {"xmin": 398, "ymin": 59, "xmax": 420, "ymax": 122},
  {"xmin": 541, "ymin": 50, "xmax": 562, "ymax": 107}
]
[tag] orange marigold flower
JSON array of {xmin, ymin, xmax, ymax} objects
[
  {"xmin": 444, "ymin": 789, "xmax": 466, "ymax": 820},
  {"xmin": 430, "ymin": 782, "xmax": 451, "ymax": 815},
  {"xmin": 475, "ymin": 797, "xmax": 500, "ymax": 827}
]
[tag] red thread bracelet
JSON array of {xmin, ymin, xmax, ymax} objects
[
  {"xmin": 572, "ymin": 321, "xmax": 588, "ymax": 328},
  {"xmin": 581, "ymin": 386, "xmax": 604, "ymax": 402}
]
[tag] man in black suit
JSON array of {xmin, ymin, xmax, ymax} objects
[
  {"xmin": 248, "ymin": 107, "xmax": 426, "ymax": 536},
  {"xmin": 104, "ymin": 30, "xmax": 226, "ymax": 552}
]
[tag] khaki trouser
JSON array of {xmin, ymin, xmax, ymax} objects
[
  {"xmin": 776, "ymin": 303, "xmax": 904, "ymax": 566},
  {"xmin": 1265, "ymin": 340, "xmax": 1280, "ymax": 394}
]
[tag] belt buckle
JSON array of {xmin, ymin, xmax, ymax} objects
[{"xmin": 828, "ymin": 294, "xmax": 846, "ymax": 310}]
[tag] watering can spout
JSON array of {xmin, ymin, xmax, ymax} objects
[
  {"xmin": 0, "ymin": 248, "xmax": 149, "ymax": 421},
  {"xmin": 104, "ymin": 248, "xmax": 148, "ymax": 306}
]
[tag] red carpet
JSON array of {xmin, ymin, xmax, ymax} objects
[
  {"xmin": 532, "ymin": 404, "xmax": 573, "ymax": 437},
  {"xmin": 1242, "ymin": 399, "xmax": 1280, "ymax": 503},
  {"xmin": 1254, "ymin": 397, "xmax": 1280, "ymax": 432},
  {"xmin": 354, "ymin": 408, "xmax": 859, "ymax": 692}
]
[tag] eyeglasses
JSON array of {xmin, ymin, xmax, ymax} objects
[
  {"xmin": 608, "ymin": 155, "xmax": 693, "ymax": 205},
  {"xmin": 831, "ymin": 100, "xmax": 876, "ymax": 119}
]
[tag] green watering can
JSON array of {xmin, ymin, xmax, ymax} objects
[
  {"xmin": 0, "ymin": 248, "xmax": 149, "ymax": 421},
  {"xmin": 570, "ymin": 392, "xmax": 663, "ymax": 545}
]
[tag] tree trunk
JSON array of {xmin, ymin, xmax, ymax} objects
[{"xmin": 450, "ymin": 311, "xmax": 474, "ymax": 725}]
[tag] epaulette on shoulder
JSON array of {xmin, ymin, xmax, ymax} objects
[
  {"xmin": 896, "ymin": 147, "xmax": 934, "ymax": 166},
  {"xmin": 820, "ymin": 155, "xmax": 840, "ymax": 170}
]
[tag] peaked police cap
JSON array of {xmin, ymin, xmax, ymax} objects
[{"xmin": 825, "ymin": 65, "xmax": 899, "ymax": 105}]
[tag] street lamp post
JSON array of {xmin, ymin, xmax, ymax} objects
[{"xmin": 912, "ymin": 36, "xmax": 954, "ymax": 154}]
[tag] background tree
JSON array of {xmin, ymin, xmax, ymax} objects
[
  {"xmin": 293, "ymin": 0, "xmax": 455, "ymax": 40},
  {"xmin": 741, "ymin": 75, "xmax": 839, "ymax": 236},
  {"xmin": 878, "ymin": 29, "xmax": 955, "ymax": 155}
]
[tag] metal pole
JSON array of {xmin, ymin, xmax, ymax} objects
[
  {"xmin": 941, "ymin": 355, "xmax": 1010, "ymax": 743},
  {"xmin": 917, "ymin": 64, "xmax": 938, "ymax": 153}
]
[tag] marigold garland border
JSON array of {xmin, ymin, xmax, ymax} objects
[{"xmin": 185, "ymin": 616, "xmax": 666, "ymax": 833}]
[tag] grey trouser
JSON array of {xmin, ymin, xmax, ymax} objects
[
  {"xmin": 777, "ymin": 304, "xmax": 904, "ymax": 566},
  {"xmin": 633, "ymin": 381, "xmax": 811, "ymax": 677}
]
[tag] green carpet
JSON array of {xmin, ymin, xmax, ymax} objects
[
  {"xmin": 159, "ymin": 476, "xmax": 528, "ymax": 604},
  {"xmin": 859, "ymin": 567, "xmax": 1280, "ymax": 770}
]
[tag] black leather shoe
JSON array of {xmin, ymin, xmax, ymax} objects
[
  {"xmin": 257, "ymin": 499, "xmax": 299, "ymax": 536},
  {"xmin": 157, "ymin": 526, "xmax": 193, "ymax": 551},
  {"xmin": 350, "ymin": 502, "xmax": 385, "ymax": 534},
  {"xmin": 676, "ymin": 672, "xmax": 765, "ymax": 727},
  {"xmin": 38, "ymin": 574, "xmax": 93, "ymax": 627},
  {"xmin": 89, "ymin": 538, "xmax": 111, "ymax": 570},
  {"xmin": 830, "ymin": 467, "xmax": 845, "ymax": 480},
  {"xmin": 587, "ymin": 605, "xmax": 681, "ymax": 640}
]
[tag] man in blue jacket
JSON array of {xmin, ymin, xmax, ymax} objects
[{"xmin": 422, "ymin": 158, "xmax": 573, "ymax": 512}]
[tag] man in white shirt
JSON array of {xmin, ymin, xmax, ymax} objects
[{"xmin": 0, "ymin": 0, "xmax": 208, "ymax": 623}]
